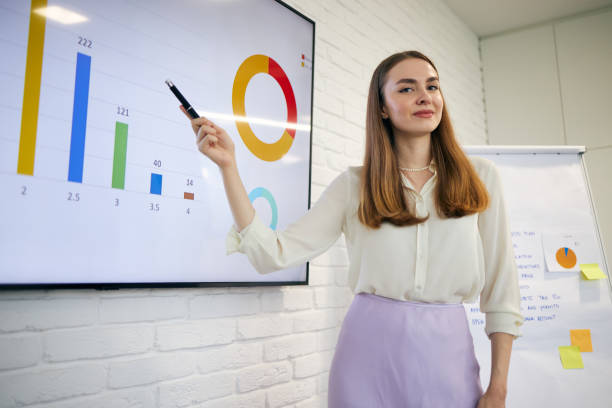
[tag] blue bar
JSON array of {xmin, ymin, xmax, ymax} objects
[
  {"xmin": 67, "ymin": 52, "xmax": 91, "ymax": 183},
  {"xmin": 150, "ymin": 173, "xmax": 162, "ymax": 195}
]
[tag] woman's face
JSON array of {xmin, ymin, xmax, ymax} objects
[{"xmin": 381, "ymin": 58, "xmax": 443, "ymax": 138}]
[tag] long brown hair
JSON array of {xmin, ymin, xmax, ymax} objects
[{"xmin": 358, "ymin": 50, "xmax": 489, "ymax": 228}]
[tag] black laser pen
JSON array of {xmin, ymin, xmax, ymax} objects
[{"xmin": 165, "ymin": 79, "xmax": 200, "ymax": 119}]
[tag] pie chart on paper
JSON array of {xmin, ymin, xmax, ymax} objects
[{"xmin": 556, "ymin": 247, "xmax": 577, "ymax": 269}]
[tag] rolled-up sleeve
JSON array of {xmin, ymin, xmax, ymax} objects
[
  {"xmin": 226, "ymin": 170, "xmax": 349, "ymax": 274},
  {"xmin": 477, "ymin": 161, "xmax": 524, "ymax": 339}
]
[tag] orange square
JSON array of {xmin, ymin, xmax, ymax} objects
[{"xmin": 570, "ymin": 329, "xmax": 593, "ymax": 352}]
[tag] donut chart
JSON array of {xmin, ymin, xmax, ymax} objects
[
  {"xmin": 556, "ymin": 247, "xmax": 577, "ymax": 269},
  {"xmin": 248, "ymin": 187, "xmax": 278, "ymax": 230},
  {"xmin": 232, "ymin": 54, "xmax": 297, "ymax": 162}
]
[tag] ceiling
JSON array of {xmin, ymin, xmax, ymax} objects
[{"xmin": 442, "ymin": 0, "xmax": 612, "ymax": 37}]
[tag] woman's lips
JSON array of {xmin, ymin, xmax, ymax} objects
[{"xmin": 414, "ymin": 111, "xmax": 433, "ymax": 118}]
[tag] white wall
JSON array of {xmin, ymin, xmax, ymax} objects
[
  {"xmin": 481, "ymin": 7, "xmax": 612, "ymax": 275},
  {"xmin": 480, "ymin": 25, "xmax": 565, "ymax": 145},
  {"xmin": 0, "ymin": 1, "xmax": 486, "ymax": 407}
]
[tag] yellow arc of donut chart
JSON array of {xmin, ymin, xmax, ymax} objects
[
  {"xmin": 232, "ymin": 54, "xmax": 297, "ymax": 162},
  {"xmin": 556, "ymin": 247, "xmax": 577, "ymax": 269}
]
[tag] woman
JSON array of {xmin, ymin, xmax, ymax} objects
[{"xmin": 182, "ymin": 51, "xmax": 523, "ymax": 408}]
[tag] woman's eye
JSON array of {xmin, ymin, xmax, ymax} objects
[
  {"xmin": 399, "ymin": 87, "xmax": 413, "ymax": 93},
  {"xmin": 428, "ymin": 85, "xmax": 439, "ymax": 91}
]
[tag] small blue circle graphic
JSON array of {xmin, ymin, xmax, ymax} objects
[{"xmin": 248, "ymin": 187, "xmax": 278, "ymax": 230}]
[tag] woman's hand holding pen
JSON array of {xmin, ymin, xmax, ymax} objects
[
  {"xmin": 180, "ymin": 105, "xmax": 236, "ymax": 170},
  {"xmin": 180, "ymin": 105, "xmax": 255, "ymax": 230}
]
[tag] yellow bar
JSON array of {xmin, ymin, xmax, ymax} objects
[{"xmin": 17, "ymin": 0, "xmax": 47, "ymax": 175}]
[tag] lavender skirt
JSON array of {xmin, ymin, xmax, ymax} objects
[{"xmin": 328, "ymin": 293, "xmax": 483, "ymax": 408}]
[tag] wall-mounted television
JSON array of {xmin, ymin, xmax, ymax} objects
[{"xmin": 0, "ymin": 0, "xmax": 315, "ymax": 289}]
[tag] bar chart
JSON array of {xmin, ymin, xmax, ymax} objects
[{"xmin": 13, "ymin": 26, "xmax": 203, "ymax": 202}]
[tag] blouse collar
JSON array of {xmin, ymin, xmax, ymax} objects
[{"xmin": 428, "ymin": 158, "xmax": 437, "ymax": 174}]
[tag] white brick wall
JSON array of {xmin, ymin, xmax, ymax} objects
[{"xmin": 0, "ymin": 0, "xmax": 486, "ymax": 407}]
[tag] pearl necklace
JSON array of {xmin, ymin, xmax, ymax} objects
[{"xmin": 399, "ymin": 165, "xmax": 430, "ymax": 172}]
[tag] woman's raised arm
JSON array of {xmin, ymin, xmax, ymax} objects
[{"xmin": 181, "ymin": 106, "xmax": 254, "ymax": 232}]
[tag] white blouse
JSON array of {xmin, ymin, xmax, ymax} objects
[{"xmin": 226, "ymin": 156, "xmax": 524, "ymax": 338}]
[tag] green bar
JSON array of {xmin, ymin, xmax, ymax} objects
[{"xmin": 112, "ymin": 121, "xmax": 128, "ymax": 189}]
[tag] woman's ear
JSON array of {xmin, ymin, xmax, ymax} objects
[{"xmin": 381, "ymin": 107, "xmax": 389, "ymax": 119}]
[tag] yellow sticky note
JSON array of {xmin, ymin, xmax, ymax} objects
[
  {"xmin": 570, "ymin": 329, "xmax": 593, "ymax": 352},
  {"xmin": 579, "ymin": 263, "xmax": 606, "ymax": 280},
  {"xmin": 558, "ymin": 345, "xmax": 584, "ymax": 369}
]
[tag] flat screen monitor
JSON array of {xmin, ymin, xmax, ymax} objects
[{"xmin": 0, "ymin": 0, "xmax": 315, "ymax": 288}]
